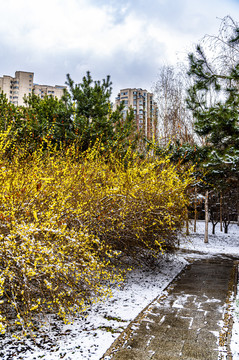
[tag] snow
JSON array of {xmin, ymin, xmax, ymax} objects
[
  {"xmin": 0, "ymin": 220, "xmax": 238, "ymax": 359},
  {"xmin": 179, "ymin": 220, "xmax": 239, "ymax": 258}
]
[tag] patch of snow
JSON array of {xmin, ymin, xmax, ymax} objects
[{"xmin": 179, "ymin": 221, "xmax": 239, "ymax": 258}]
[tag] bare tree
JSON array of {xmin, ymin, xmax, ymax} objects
[{"xmin": 152, "ymin": 65, "xmax": 195, "ymax": 146}]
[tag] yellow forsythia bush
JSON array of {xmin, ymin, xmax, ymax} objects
[
  {"xmin": 72, "ymin": 146, "xmax": 192, "ymax": 256},
  {"xmin": 0, "ymin": 130, "xmax": 193, "ymax": 336}
]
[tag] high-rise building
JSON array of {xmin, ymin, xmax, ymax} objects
[
  {"xmin": 0, "ymin": 71, "xmax": 34, "ymax": 106},
  {"xmin": 0, "ymin": 71, "xmax": 66, "ymax": 106},
  {"xmin": 115, "ymin": 88, "xmax": 159, "ymax": 140}
]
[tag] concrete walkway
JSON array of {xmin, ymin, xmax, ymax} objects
[{"xmin": 102, "ymin": 257, "xmax": 238, "ymax": 360}]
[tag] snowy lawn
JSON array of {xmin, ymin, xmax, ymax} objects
[
  {"xmin": 0, "ymin": 220, "xmax": 238, "ymax": 360},
  {"xmin": 179, "ymin": 220, "xmax": 239, "ymax": 258}
]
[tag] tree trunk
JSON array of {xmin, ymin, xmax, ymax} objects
[
  {"xmin": 220, "ymin": 192, "xmax": 223, "ymax": 232},
  {"xmin": 237, "ymin": 187, "xmax": 239, "ymax": 226},
  {"xmin": 224, "ymin": 223, "xmax": 228, "ymax": 234},
  {"xmin": 212, "ymin": 223, "xmax": 216, "ymax": 235},
  {"xmin": 194, "ymin": 187, "xmax": 197, "ymax": 232},
  {"xmin": 204, "ymin": 190, "xmax": 209, "ymax": 243},
  {"xmin": 186, "ymin": 207, "xmax": 189, "ymax": 236}
]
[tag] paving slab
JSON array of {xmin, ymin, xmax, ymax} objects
[{"xmin": 101, "ymin": 257, "xmax": 237, "ymax": 360}]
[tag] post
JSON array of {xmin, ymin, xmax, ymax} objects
[
  {"xmin": 186, "ymin": 207, "xmax": 189, "ymax": 236},
  {"xmin": 194, "ymin": 186, "xmax": 197, "ymax": 233},
  {"xmin": 220, "ymin": 192, "xmax": 223, "ymax": 232},
  {"xmin": 204, "ymin": 190, "xmax": 209, "ymax": 243}
]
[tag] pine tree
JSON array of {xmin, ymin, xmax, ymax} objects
[
  {"xmin": 187, "ymin": 16, "xmax": 239, "ymax": 234},
  {"xmin": 65, "ymin": 71, "xmax": 138, "ymax": 152},
  {"xmin": 187, "ymin": 16, "xmax": 239, "ymax": 187}
]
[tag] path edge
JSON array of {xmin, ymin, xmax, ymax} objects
[{"xmin": 100, "ymin": 261, "xmax": 189, "ymax": 359}]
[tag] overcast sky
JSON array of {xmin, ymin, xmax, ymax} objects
[{"xmin": 1, "ymin": 0, "xmax": 239, "ymax": 99}]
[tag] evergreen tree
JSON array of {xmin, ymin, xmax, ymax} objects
[
  {"xmin": 187, "ymin": 16, "xmax": 239, "ymax": 187},
  {"xmin": 24, "ymin": 93, "xmax": 73, "ymax": 146},
  {"xmin": 187, "ymin": 16, "xmax": 239, "ymax": 233},
  {"xmin": 65, "ymin": 71, "xmax": 138, "ymax": 152},
  {"xmin": 0, "ymin": 72, "xmax": 139, "ymax": 154}
]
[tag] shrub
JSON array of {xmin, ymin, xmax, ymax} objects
[
  {"xmin": 0, "ymin": 132, "xmax": 193, "ymax": 336},
  {"xmin": 74, "ymin": 147, "xmax": 192, "ymax": 256}
]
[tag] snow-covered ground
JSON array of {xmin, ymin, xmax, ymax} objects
[
  {"xmin": 0, "ymin": 220, "xmax": 238, "ymax": 359},
  {"xmin": 179, "ymin": 220, "xmax": 239, "ymax": 258}
]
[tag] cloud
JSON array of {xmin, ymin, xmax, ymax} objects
[{"xmin": 1, "ymin": 0, "xmax": 239, "ymax": 98}]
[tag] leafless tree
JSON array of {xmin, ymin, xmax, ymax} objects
[{"xmin": 152, "ymin": 65, "xmax": 196, "ymax": 146}]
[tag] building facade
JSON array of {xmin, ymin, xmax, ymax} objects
[
  {"xmin": 115, "ymin": 88, "xmax": 159, "ymax": 140},
  {"xmin": 0, "ymin": 71, "xmax": 66, "ymax": 106},
  {"xmin": 33, "ymin": 84, "xmax": 66, "ymax": 100}
]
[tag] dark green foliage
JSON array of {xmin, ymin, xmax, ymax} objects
[
  {"xmin": 65, "ymin": 72, "xmax": 138, "ymax": 152},
  {"xmin": 187, "ymin": 19, "xmax": 239, "ymax": 189},
  {"xmin": 0, "ymin": 72, "xmax": 139, "ymax": 155},
  {"xmin": 24, "ymin": 93, "xmax": 74, "ymax": 146},
  {"xmin": 66, "ymin": 71, "xmax": 112, "ymax": 121}
]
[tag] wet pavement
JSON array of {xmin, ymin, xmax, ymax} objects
[{"xmin": 101, "ymin": 257, "xmax": 238, "ymax": 360}]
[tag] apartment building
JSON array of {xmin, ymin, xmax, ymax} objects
[
  {"xmin": 115, "ymin": 88, "xmax": 159, "ymax": 140},
  {"xmin": 0, "ymin": 71, "xmax": 66, "ymax": 106},
  {"xmin": 33, "ymin": 84, "xmax": 66, "ymax": 100}
]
